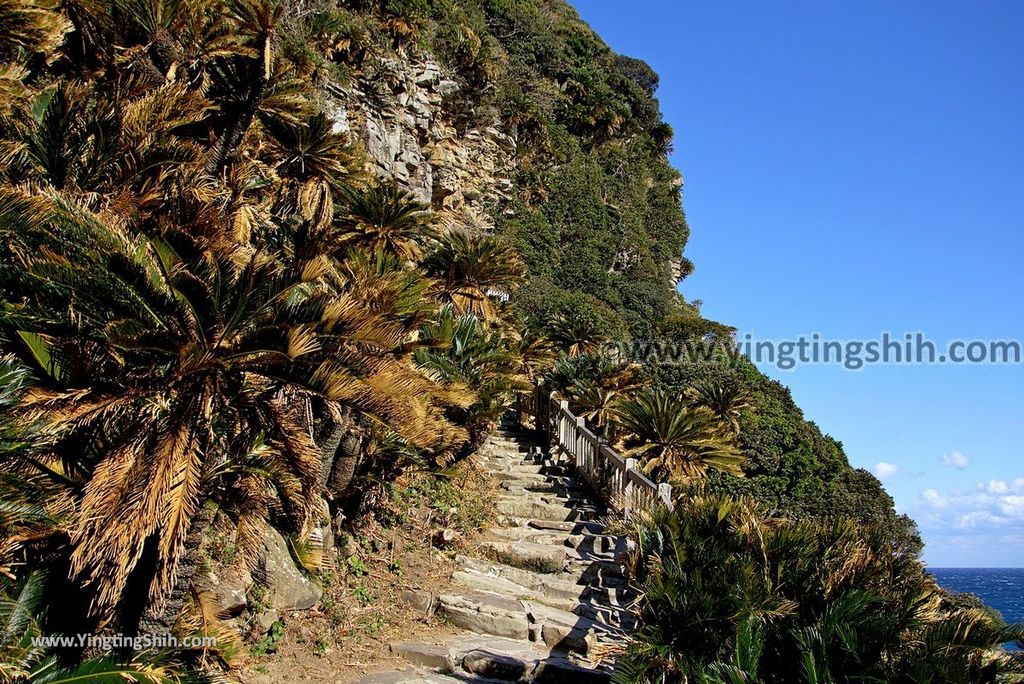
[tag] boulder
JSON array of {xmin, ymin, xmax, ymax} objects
[
  {"xmin": 399, "ymin": 588, "xmax": 437, "ymax": 614},
  {"xmin": 260, "ymin": 527, "xmax": 322, "ymax": 611},
  {"xmin": 436, "ymin": 80, "xmax": 459, "ymax": 97},
  {"xmin": 254, "ymin": 608, "xmax": 280, "ymax": 633},
  {"xmin": 208, "ymin": 566, "xmax": 252, "ymax": 616},
  {"xmin": 414, "ymin": 63, "xmax": 442, "ymax": 87},
  {"xmin": 540, "ymin": 622, "xmax": 597, "ymax": 655},
  {"xmin": 461, "ymin": 649, "xmax": 527, "ymax": 680}
]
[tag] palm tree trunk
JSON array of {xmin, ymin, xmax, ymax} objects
[
  {"xmin": 327, "ymin": 429, "xmax": 361, "ymax": 497},
  {"xmin": 134, "ymin": 502, "xmax": 216, "ymax": 637},
  {"xmin": 203, "ymin": 36, "xmax": 271, "ymax": 175},
  {"xmin": 314, "ymin": 400, "xmax": 346, "ymax": 490}
]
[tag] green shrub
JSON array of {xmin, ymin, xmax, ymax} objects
[{"xmin": 618, "ymin": 497, "xmax": 1024, "ymax": 683}]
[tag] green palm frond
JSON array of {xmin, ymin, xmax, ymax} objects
[
  {"xmin": 415, "ymin": 308, "xmax": 528, "ymax": 424},
  {"xmin": 263, "ymin": 112, "xmax": 355, "ymax": 181},
  {"xmin": 546, "ymin": 311, "xmax": 612, "ymax": 357},
  {"xmin": 687, "ymin": 380, "xmax": 752, "ymax": 435},
  {"xmin": 615, "ymin": 387, "xmax": 744, "ymax": 481},
  {"xmin": 422, "ymin": 228, "xmax": 525, "ymax": 320},
  {"xmin": 336, "ymin": 182, "xmax": 437, "ymax": 262}
]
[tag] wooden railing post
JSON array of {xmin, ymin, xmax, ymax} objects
[
  {"xmin": 625, "ymin": 457, "xmax": 638, "ymax": 514},
  {"xmin": 658, "ymin": 482, "xmax": 673, "ymax": 508},
  {"xmin": 534, "ymin": 379, "xmax": 546, "ymax": 437},
  {"xmin": 574, "ymin": 415, "xmax": 586, "ymax": 480},
  {"xmin": 557, "ymin": 399, "xmax": 569, "ymax": 459}
]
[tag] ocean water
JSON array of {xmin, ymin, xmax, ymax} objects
[{"xmin": 931, "ymin": 567, "xmax": 1024, "ymax": 650}]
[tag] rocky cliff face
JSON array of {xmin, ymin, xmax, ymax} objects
[{"xmin": 326, "ymin": 53, "xmax": 517, "ymax": 233}]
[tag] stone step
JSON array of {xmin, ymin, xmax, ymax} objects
[
  {"xmin": 569, "ymin": 533, "xmax": 629, "ymax": 557},
  {"xmin": 483, "ymin": 527, "xmax": 569, "ymax": 546},
  {"xmin": 354, "ymin": 669, "xmax": 497, "ymax": 683},
  {"xmin": 496, "ymin": 463, "xmax": 572, "ymax": 475},
  {"xmin": 486, "ymin": 442, "xmax": 539, "ymax": 453},
  {"xmin": 487, "ymin": 436, "xmax": 534, "ymax": 446},
  {"xmin": 487, "ymin": 444, "xmax": 536, "ymax": 454},
  {"xmin": 384, "ymin": 634, "xmax": 612, "ymax": 684},
  {"xmin": 573, "ymin": 561, "xmax": 629, "ymax": 589},
  {"xmin": 477, "ymin": 539, "xmax": 572, "ymax": 573},
  {"xmin": 451, "ymin": 569, "xmax": 637, "ymax": 623},
  {"xmin": 366, "ymin": 416, "xmax": 632, "ymax": 683},
  {"xmin": 504, "ymin": 464, "xmax": 548, "ymax": 475},
  {"xmin": 491, "ymin": 426, "xmax": 534, "ymax": 436},
  {"xmin": 461, "ymin": 647, "xmax": 610, "ymax": 683},
  {"xmin": 584, "ymin": 584, "xmax": 635, "ymax": 607},
  {"xmin": 486, "ymin": 527, "xmax": 626, "ymax": 555},
  {"xmin": 451, "ymin": 570, "xmax": 578, "ymax": 612},
  {"xmin": 499, "ymin": 492, "xmax": 603, "ymax": 510},
  {"xmin": 500, "ymin": 480, "xmax": 586, "ymax": 497},
  {"xmin": 456, "ymin": 555, "xmax": 589, "ymax": 602},
  {"xmin": 486, "ymin": 436, "xmax": 535, "ymax": 445},
  {"xmin": 503, "ymin": 463, "xmax": 571, "ymax": 477},
  {"xmin": 496, "ymin": 499, "xmax": 590, "ymax": 522},
  {"xmin": 499, "ymin": 480, "xmax": 565, "ymax": 494},
  {"xmin": 436, "ymin": 590, "xmax": 529, "ymax": 640},
  {"xmin": 573, "ymin": 599, "xmax": 639, "ymax": 628},
  {"xmin": 484, "ymin": 458, "xmax": 561, "ymax": 472},
  {"xmin": 527, "ymin": 519, "xmax": 607, "ymax": 535},
  {"xmin": 433, "ymin": 591, "xmax": 618, "ymax": 659},
  {"xmin": 524, "ymin": 600, "xmax": 629, "ymax": 641}
]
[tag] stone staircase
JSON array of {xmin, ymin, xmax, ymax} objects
[{"xmin": 356, "ymin": 414, "xmax": 637, "ymax": 683}]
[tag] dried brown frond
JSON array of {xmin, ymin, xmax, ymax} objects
[{"xmin": 176, "ymin": 588, "xmax": 246, "ymax": 668}]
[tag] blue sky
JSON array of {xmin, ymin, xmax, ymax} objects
[{"xmin": 571, "ymin": 1, "xmax": 1024, "ymax": 566}]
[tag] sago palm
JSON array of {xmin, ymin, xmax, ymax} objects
[
  {"xmin": 512, "ymin": 329, "xmax": 555, "ymax": 380},
  {"xmin": 422, "ymin": 229, "xmax": 525, "ymax": 319},
  {"xmin": 0, "ymin": 571, "xmax": 211, "ymax": 683},
  {"xmin": 336, "ymin": 182, "xmax": 437, "ymax": 261},
  {"xmin": 415, "ymin": 308, "xmax": 528, "ymax": 427},
  {"xmin": 547, "ymin": 353, "xmax": 643, "ymax": 398},
  {"xmin": 0, "ymin": 192, "xmax": 324, "ymax": 619},
  {"xmin": 0, "ymin": 0, "xmax": 71, "ymax": 61},
  {"xmin": 0, "ymin": 189, "xmax": 456, "ymax": 621},
  {"xmin": 570, "ymin": 380, "xmax": 624, "ymax": 434},
  {"xmin": 687, "ymin": 379, "xmax": 752, "ymax": 436},
  {"xmin": 615, "ymin": 388, "xmax": 744, "ymax": 480},
  {"xmin": 546, "ymin": 311, "xmax": 612, "ymax": 357}
]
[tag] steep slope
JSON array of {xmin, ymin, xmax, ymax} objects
[{"xmin": 306, "ymin": 0, "xmax": 915, "ymax": 547}]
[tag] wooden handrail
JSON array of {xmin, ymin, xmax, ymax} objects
[{"xmin": 514, "ymin": 382, "xmax": 672, "ymax": 516}]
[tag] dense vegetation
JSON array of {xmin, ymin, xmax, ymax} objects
[
  {"xmin": 616, "ymin": 497, "xmax": 1023, "ymax": 683},
  {"xmin": 0, "ymin": 0, "xmax": 535, "ymax": 678},
  {"xmin": 382, "ymin": 0, "xmax": 917, "ymax": 550},
  {"xmin": 0, "ymin": 0, "xmax": 1018, "ymax": 682},
  {"xmin": 652, "ymin": 352, "xmax": 923, "ymax": 550}
]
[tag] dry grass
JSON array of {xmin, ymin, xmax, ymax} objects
[{"xmin": 231, "ymin": 458, "xmax": 499, "ymax": 683}]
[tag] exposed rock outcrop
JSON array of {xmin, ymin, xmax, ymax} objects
[{"xmin": 324, "ymin": 54, "xmax": 517, "ymax": 233}]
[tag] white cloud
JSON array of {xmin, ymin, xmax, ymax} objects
[
  {"xmin": 998, "ymin": 495, "xmax": 1024, "ymax": 517},
  {"xmin": 909, "ymin": 477, "xmax": 1024, "ymax": 534},
  {"xmin": 984, "ymin": 479, "xmax": 1009, "ymax": 494},
  {"xmin": 955, "ymin": 511, "xmax": 1008, "ymax": 529},
  {"xmin": 922, "ymin": 489, "xmax": 947, "ymax": 507},
  {"xmin": 940, "ymin": 451, "xmax": 970, "ymax": 469},
  {"xmin": 874, "ymin": 462, "xmax": 900, "ymax": 479}
]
